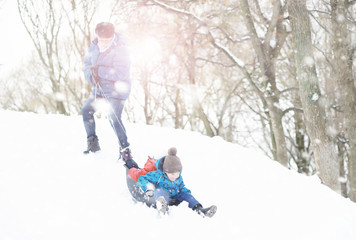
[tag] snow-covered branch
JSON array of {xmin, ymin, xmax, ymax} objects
[
  {"xmin": 212, "ymin": 41, "xmax": 245, "ymax": 68},
  {"xmin": 147, "ymin": 0, "xmax": 246, "ymax": 69},
  {"xmin": 149, "ymin": 0, "xmax": 203, "ymax": 21}
]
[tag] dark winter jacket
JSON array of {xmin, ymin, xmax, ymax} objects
[
  {"xmin": 84, "ymin": 32, "xmax": 131, "ymax": 99},
  {"xmin": 137, "ymin": 157, "xmax": 191, "ymax": 197}
]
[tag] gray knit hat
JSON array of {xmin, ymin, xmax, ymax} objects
[{"xmin": 163, "ymin": 147, "xmax": 182, "ymax": 173}]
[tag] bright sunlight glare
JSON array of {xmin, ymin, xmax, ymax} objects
[
  {"xmin": 130, "ymin": 37, "xmax": 162, "ymax": 63},
  {"xmin": 94, "ymin": 98, "xmax": 111, "ymax": 115}
]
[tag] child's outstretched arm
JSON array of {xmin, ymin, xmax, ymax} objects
[{"xmin": 178, "ymin": 180, "xmax": 192, "ymax": 194}]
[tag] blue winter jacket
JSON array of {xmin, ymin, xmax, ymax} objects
[
  {"xmin": 138, "ymin": 157, "xmax": 191, "ymax": 197},
  {"xmin": 84, "ymin": 32, "xmax": 131, "ymax": 99}
]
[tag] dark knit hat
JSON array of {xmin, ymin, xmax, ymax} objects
[
  {"xmin": 95, "ymin": 22, "xmax": 115, "ymax": 38},
  {"xmin": 163, "ymin": 147, "xmax": 182, "ymax": 173}
]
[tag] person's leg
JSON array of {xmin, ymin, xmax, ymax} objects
[
  {"xmin": 107, "ymin": 98, "xmax": 138, "ymax": 168},
  {"xmin": 173, "ymin": 193, "xmax": 218, "ymax": 217},
  {"xmin": 107, "ymin": 98, "xmax": 129, "ymax": 148},
  {"xmin": 174, "ymin": 192, "xmax": 200, "ymax": 209},
  {"xmin": 128, "ymin": 157, "xmax": 157, "ymax": 181},
  {"xmin": 154, "ymin": 188, "xmax": 170, "ymax": 202},
  {"xmin": 154, "ymin": 189, "xmax": 170, "ymax": 214},
  {"xmin": 81, "ymin": 95, "xmax": 98, "ymax": 138},
  {"xmin": 82, "ymin": 95, "xmax": 100, "ymax": 153}
]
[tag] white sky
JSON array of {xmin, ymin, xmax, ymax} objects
[
  {"xmin": 0, "ymin": 0, "xmax": 113, "ymax": 74},
  {"xmin": 0, "ymin": 0, "xmax": 156, "ymax": 75},
  {"xmin": 0, "ymin": 0, "xmax": 34, "ymax": 74}
]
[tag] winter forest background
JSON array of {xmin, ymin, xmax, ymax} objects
[{"xmin": 0, "ymin": 0, "xmax": 355, "ymax": 202}]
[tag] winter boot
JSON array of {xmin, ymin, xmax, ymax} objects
[
  {"xmin": 120, "ymin": 147, "xmax": 139, "ymax": 169},
  {"xmin": 83, "ymin": 136, "xmax": 101, "ymax": 154},
  {"xmin": 193, "ymin": 204, "xmax": 217, "ymax": 218},
  {"xmin": 155, "ymin": 196, "xmax": 168, "ymax": 215}
]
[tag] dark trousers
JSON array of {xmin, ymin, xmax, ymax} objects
[{"xmin": 81, "ymin": 94, "xmax": 129, "ymax": 149}]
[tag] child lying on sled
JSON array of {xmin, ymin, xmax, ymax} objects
[{"xmin": 126, "ymin": 147, "xmax": 217, "ymax": 217}]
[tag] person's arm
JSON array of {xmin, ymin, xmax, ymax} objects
[
  {"xmin": 178, "ymin": 179, "xmax": 191, "ymax": 194},
  {"xmin": 84, "ymin": 46, "xmax": 95, "ymax": 86},
  {"xmin": 137, "ymin": 170, "xmax": 160, "ymax": 192}
]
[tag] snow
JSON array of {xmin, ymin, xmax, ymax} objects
[
  {"xmin": 303, "ymin": 56, "xmax": 315, "ymax": 67},
  {"xmin": 270, "ymin": 40, "xmax": 276, "ymax": 49},
  {"xmin": 0, "ymin": 110, "xmax": 355, "ymax": 240},
  {"xmin": 152, "ymin": 0, "xmax": 203, "ymax": 22},
  {"xmin": 214, "ymin": 42, "xmax": 245, "ymax": 67},
  {"xmin": 312, "ymin": 93, "xmax": 319, "ymax": 102},
  {"xmin": 336, "ymin": 14, "xmax": 345, "ymax": 23}
]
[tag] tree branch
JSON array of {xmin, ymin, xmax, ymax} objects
[
  {"xmin": 346, "ymin": 0, "xmax": 356, "ymax": 7},
  {"xmin": 251, "ymin": 0, "xmax": 269, "ymax": 25},
  {"xmin": 264, "ymin": 0, "xmax": 282, "ymax": 51},
  {"xmin": 282, "ymin": 107, "xmax": 303, "ymax": 116},
  {"xmin": 145, "ymin": 0, "xmax": 269, "ymax": 109}
]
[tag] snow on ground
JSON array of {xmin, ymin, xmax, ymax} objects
[{"xmin": 0, "ymin": 110, "xmax": 355, "ymax": 240}]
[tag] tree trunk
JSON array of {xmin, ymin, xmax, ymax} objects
[
  {"xmin": 240, "ymin": 0, "xmax": 288, "ymax": 167},
  {"xmin": 330, "ymin": 0, "xmax": 356, "ymax": 201},
  {"xmin": 268, "ymin": 102, "xmax": 289, "ymax": 167},
  {"xmin": 288, "ymin": 0, "xmax": 340, "ymax": 192},
  {"xmin": 186, "ymin": 31, "xmax": 215, "ymax": 137}
]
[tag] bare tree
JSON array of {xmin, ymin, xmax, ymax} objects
[
  {"xmin": 16, "ymin": 0, "xmax": 102, "ymax": 114},
  {"xmin": 288, "ymin": 0, "xmax": 340, "ymax": 192},
  {"xmin": 17, "ymin": 0, "xmax": 67, "ymax": 114},
  {"xmin": 144, "ymin": 0, "xmax": 292, "ymax": 167},
  {"xmin": 284, "ymin": 48, "xmax": 313, "ymax": 175},
  {"xmin": 61, "ymin": 0, "xmax": 99, "ymax": 112},
  {"xmin": 113, "ymin": 0, "xmax": 245, "ymax": 139},
  {"xmin": 306, "ymin": 0, "xmax": 356, "ymax": 200},
  {"xmin": 0, "ymin": 54, "xmax": 54, "ymax": 113},
  {"xmin": 239, "ymin": 0, "xmax": 290, "ymax": 167},
  {"xmin": 329, "ymin": 0, "xmax": 356, "ymax": 200}
]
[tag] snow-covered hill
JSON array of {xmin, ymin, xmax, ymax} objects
[{"xmin": 0, "ymin": 110, "xmax": 355, "ymax": 240}]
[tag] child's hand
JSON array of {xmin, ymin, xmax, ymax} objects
[{"xmin": 145, "ymin": 189, "xmax": 154, "ymax": 198}]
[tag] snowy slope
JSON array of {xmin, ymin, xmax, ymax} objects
[{"xmin": 0, "ymin": 110, "xmax": 355, "ymax": 240}]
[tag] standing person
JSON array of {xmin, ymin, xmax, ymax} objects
[{"xmin": 81, "ymin": 22, "xmax": 138, "ymax": 169}]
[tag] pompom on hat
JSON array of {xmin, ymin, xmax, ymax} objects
[{"xmin": 163, "ymin": 147, "xmax": 183, "ymax": 173}]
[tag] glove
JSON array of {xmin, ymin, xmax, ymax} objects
[
  {"xmin": 144, "ymin": 183, "xmax": 155, "ymax": 200},
  {"xmin": 90, "ymin": 65, "xmax": 99, "ymax": 85},
  {"xmin": 144, "ymin": 189, "xmax": 154, "ymax": 201},
  {"xmin": 145, "ymin": 189, "xmax": 154, "ymax": 198}
]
